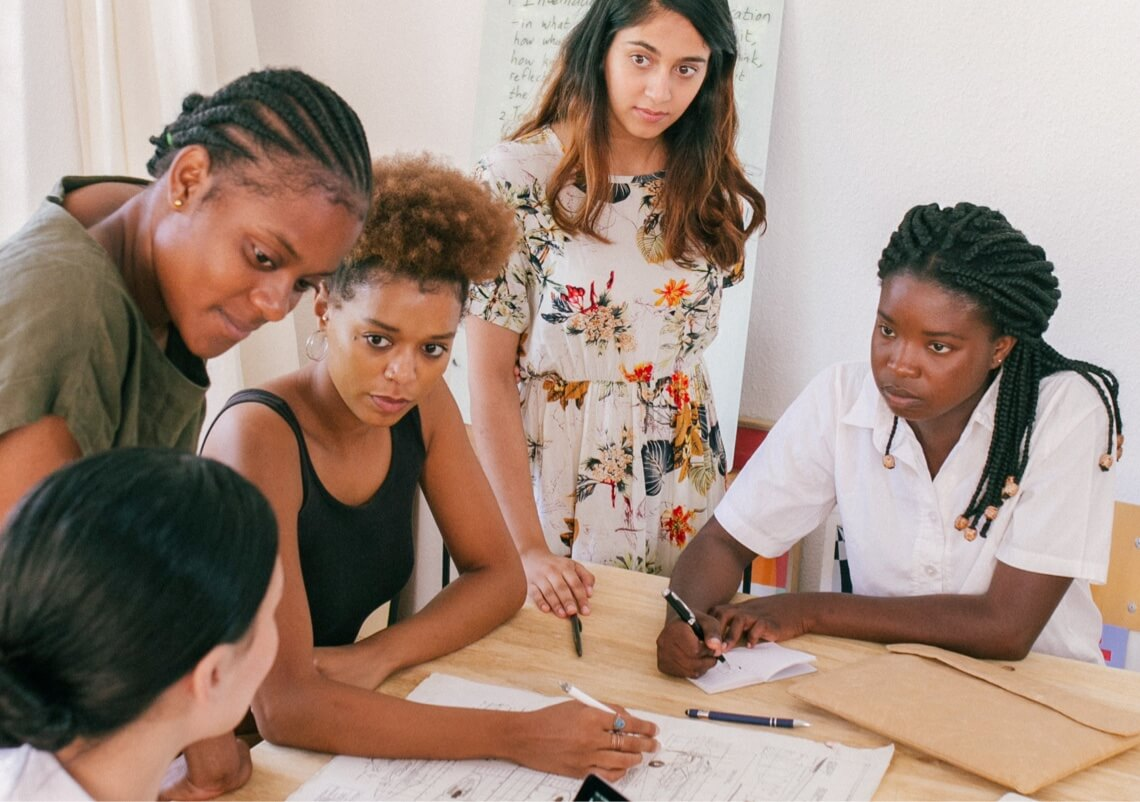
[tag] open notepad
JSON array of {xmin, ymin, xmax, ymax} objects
[{"xmin": 689, "ymin": 642, "xmax": 817, "ymax": 694}]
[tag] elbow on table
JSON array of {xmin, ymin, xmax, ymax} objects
[
  {"xmin": 957, "ymin": 626, "xmax": 1038, "ymax": 662},
  {"xmin": 252, "ymin": 691, "xmax": 315, "ymax": 748}
]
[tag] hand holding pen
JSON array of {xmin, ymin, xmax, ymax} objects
[
  {"xmin": 557, "ymin": 682, "xmax": 661, "ymax": 763},
  {"xmin": 662, "ymin": 588, "xmax": 727, "ymax": 663}
]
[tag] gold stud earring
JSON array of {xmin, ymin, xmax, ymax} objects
[{"xmin": 173, "ymin": 198, "xmax": 184, "ymax": 208}]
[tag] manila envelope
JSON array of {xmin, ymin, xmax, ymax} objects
[{"xmin": 788, "ymin": 643, "xmax": 1140, "ymax": 794}]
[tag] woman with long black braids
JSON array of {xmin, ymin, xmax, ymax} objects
[{"xmin": 657, "ymin": 202, "xmax": 1122, "ymax": 672}]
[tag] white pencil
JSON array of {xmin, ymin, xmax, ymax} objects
[{"xmin": 558, "ymin": 681, "xmax": 617, "ymax": 715}]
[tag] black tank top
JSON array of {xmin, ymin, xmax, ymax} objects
[{"xmin": 203, "ymin": 389, "xmax": 423, "ymax": 647}]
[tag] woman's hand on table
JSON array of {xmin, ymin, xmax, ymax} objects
[
  {"xmin": 512, "ymin": 701, "xmax": 658, "ymax": 782},
  {"xmin": 520, "ymin": 548, "xmax": 595, "ymax": 617}
]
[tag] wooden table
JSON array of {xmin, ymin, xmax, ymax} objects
[{"xmin": 222, "ymin": 565, "xmax": 1140, "ymax": 800}]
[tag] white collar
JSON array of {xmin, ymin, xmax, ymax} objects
[{"xmin": 842, "ymin": 367, "xmax": 1002, "ymax": 455}]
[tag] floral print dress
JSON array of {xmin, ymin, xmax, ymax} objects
[{"xmin": 470, "ymin": 127, "xmax": 740, "ymax": 576}]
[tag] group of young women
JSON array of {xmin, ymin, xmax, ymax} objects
[{"xmin": 0, "ymin": 0, "xmax": 1123, "ymax": 799}]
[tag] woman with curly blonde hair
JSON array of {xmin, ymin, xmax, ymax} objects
[{"xmin": 199, "ymin": 155, "xmax": 658, "ymax": 779}]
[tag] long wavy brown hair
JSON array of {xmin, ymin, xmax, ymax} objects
[{"xmin": 513, "ymin": 0, "xmax": 765, "ymax": 269}]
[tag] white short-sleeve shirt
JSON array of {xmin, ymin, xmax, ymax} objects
[
  {"xmin": 716, "ymin": 362, "xmax": 1114, "ymax": 664},
  {"xmin": 0, "ymin": 745, "xmax": 90, "ymax": 801}
]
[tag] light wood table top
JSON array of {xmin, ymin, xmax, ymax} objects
[{"xmin": 222, "ymin": 564, "xmax": 1140, "ymax": 801}]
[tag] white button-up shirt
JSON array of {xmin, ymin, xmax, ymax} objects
[{"xmin": 717, "ymin": 362, "xmax": 1114, "ymax": 664}]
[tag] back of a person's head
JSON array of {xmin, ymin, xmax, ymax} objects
[{"xmin": 0, "ymin": 448, "xmax": 277, "ymax": 751}]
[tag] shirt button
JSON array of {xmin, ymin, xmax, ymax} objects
[{"xmin": 924, "ymin": 565, "xmax": 937, "ymax": 577}]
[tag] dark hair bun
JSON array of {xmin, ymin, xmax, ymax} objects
[
  {"xmin": 0, "ymin": 449, "xmax": 278, "ymax": 749},
  {"xmin": 0, "ymin": 662, "xmax": 77, "ymax": 750}
]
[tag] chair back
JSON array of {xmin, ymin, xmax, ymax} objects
[{"xmin": 1091, "ymin": 502, "xmax": 1140, "ymax": 630}]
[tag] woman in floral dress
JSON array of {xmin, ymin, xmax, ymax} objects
[{"xmin": 467, "ymin": 0, "xmax": 766, "ymax": 617}]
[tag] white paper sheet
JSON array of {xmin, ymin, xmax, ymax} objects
[
  {"xmin": 287, "ymin": 673, "xmax": 892, "ymax": 801},
  {"xmin": 689, "ymin": 643, "xmax": 817, "ymax": 694}
]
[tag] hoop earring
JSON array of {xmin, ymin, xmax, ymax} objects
[{"xmin": 304, "ymin": 330, "xmax": 328, "ymax": 361}]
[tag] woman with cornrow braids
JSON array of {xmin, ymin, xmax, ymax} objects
[
  {"xmin": 0, "ymin": 67, "xmax": 370, "ymax": 797},
  {"xmin": 657, "ymin": 202, "xmax": 1122, "ymax": 676},
  {"xmin": 0, "ymin": 67, "xmax": 371, "ymax": 522}
]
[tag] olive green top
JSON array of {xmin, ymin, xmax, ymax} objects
[{"xmin": 0, "ymin": 177, "xmax": 208, "ymax": 455}]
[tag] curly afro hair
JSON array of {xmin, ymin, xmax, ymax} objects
[{"xmin": 328, "ymin": 153, "xmax": 517, "ymax": 305}]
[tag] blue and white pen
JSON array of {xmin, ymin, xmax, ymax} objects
[{"xmin": 686, "ymin": 709, "xmax": 811, "ymax": 728}]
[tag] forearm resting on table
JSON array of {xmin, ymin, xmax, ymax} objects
[
  {"xmin": 254, "ymin": 673, "xmax": 528, "ymax": 762},
  {"xmin": 372, "ymin": 567, "xmax": 523, "ymax": 673},
  {"xmin": 779, "ymin": 567, "xmax": 1069, "ymax": 660}
]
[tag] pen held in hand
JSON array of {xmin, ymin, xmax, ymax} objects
[
  {"xmin": 662, "ymin": 588, "xmax": 727, "ymax": 663},
  {"xmin": 570, "ymin": 614, "xmax": 583, "ymax": 657},
  {"xmin": 557, "ymin": 681, "xmax": 616, "ymax": 715},
  {"xmin": 686, "ymin": 709, "xmax": 810, "ymax": 728}
]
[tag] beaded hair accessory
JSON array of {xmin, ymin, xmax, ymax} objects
[
  {"xmin": 882, "ymin": 415, "xmax": 900, "ymax": 470},
  {"xmin": 881, "ymin": 415, "xmax": 1119, "ymax": 542}
]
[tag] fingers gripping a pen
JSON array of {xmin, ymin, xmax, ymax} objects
[
  {"xmin": 523, "ymin": 702, "xmax": 658, "ymax": 781},
  {"xmin": 656, "ymin": 617, "xmax": 723, "ymax": 679},
  {"xmin": 661, "ymin": 588, "xmax": 728, "ymax": 662},
  {"xmin": 695, "ymin": 609, "xmax": 727, "ymax": 655}
]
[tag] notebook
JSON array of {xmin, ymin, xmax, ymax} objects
[{"xmin": 689, "ymin": 642, "xmax": 817, "ymax": 694}]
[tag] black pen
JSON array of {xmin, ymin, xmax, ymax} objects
[
  {"xmin": 662, "ymin": 588, "xmax": 726, "ymax": 663},
  {"xmin": 570, "ymin": 613, "xmax": 583, "ymax": 657}
]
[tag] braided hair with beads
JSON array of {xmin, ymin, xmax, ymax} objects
[
  {"xmin": 878, "ymin": 202, "xmax": 1123, "ymax": 540},
  {"xmin": 146, "ymin": 67, "xmax": 372, "ymax": 217}
]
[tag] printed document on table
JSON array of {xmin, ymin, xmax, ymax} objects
[
  {"xmin": 287, "ymin": 673, "xmax": 893, "ymax": 801},
  {"xmin": 690, "ymin": 642, "xmax": 817, "ymax": 694}
]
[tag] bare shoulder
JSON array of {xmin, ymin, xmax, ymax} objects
[
  {"xmin": 415, "ymin": 379, "xmax": 466, "ymax": 455},
  {"xmin": 201, "ymin": 395, "xmax": 301, "ymax": 481}
]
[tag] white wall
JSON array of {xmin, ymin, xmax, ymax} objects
[{"xmin": 745, "ymin": 0, "xmax": 1140, "ymax": 502}]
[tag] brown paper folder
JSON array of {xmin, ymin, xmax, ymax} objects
[{"xmin": 788, "ymin": 643, "xmax": 1140, "ymax": 794}]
